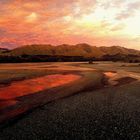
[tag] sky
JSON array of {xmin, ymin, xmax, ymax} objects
[{"xmin": 0, "ymin": 0, "xmax": 140, "ymax": 50}]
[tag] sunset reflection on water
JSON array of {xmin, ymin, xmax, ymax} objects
[
  {"xmin": 0, "ymin": 74, "xmax": 81, "ymax": 110},
  {"xmin": 104, "ymin": 72, "xmax": 117, "ymax": 78}
]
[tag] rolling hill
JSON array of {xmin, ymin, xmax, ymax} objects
[
  {"xmin": 0, "ymin": 44, "xmax": 139, "ymax": 62},
  {"xmin": 4, "ymin": 44, "xmax": 103, "ymax": 58},
  {"xmin": 1, "ymin": 44, "xmax": 140, "ymax": 57},
  {"xmin": 100, "ymin": 46, "xmax": 140, "ymax": 56}
]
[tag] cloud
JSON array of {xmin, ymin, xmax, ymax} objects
[
  {"xmin": 116, "ymin": 12, "xmax": 132, "ymax": 20},
  {"xmin": 110, "ymin": 24, "xmax": 125, "ymax": 31},
  {"xmin": 116, "ymin": 1, "xmax": 140, "ymax": 20},
  {"xmin": 0, "ymin": 0, "xmax": 139, "ymax": 49},
  {"xmin": 25, "ymin": 12, "xmax": 38, "ymax": 22}
]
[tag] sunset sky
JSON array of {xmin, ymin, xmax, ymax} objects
[{"xmin": 0, "ymin": 0, "xmax": 140, "ymax": 50}]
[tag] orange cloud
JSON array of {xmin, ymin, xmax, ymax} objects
[{"xmin": 0, "ymin": 0, "xmax": 140, "ymax": 50}]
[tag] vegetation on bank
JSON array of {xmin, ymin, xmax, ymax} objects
[{"xmin": 0, "ymin": 54, "xmax": 139, "ymax": 63}]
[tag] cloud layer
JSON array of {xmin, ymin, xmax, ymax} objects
[{"xmin": 0, "ymin": 0, "xmax": 140, "ymax": 50}]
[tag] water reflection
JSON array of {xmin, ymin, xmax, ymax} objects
[
  {"xmin": 0, "ymin": 74, "xmax": 80, "ymax": 110},
  {"xmin": 104, "ymin": 72, "xmax": 116, "ymax": 78},
  {"xmin": 0, "ymin": 74, "xmax": 80, "ymax": 100}
]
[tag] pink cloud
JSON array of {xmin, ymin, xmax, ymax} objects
[{"xmin": 0, "ymin": 0, "xmax": 139, "ymax": 50}]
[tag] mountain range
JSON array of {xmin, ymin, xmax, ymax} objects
[{"xmin": 0, "ymin": 43, "xmax": 140, "ymax": 58}]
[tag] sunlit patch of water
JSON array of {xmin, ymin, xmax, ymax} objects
[
  {"xmin": 104, "ymin": 72, "xmax": 118, "ymax": 86},
  {"xmin": 0, "ymin": 74, "xmax": 81, "ymax": 122},
  {"xmin": 104, "ymin": 72, "xmax": 117, "ymax": 78},
  {"xmin": 0, "ymin": 74, "xmax": 81, "ymax": 100}
]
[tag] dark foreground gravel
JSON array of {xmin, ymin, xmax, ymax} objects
[{"xmin": 0, "ymin": 81, "xmax": 140, "ymax": 140}]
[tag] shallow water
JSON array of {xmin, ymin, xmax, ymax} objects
[
  {"xmin": 0, "ymin": 74, "xmax": 81, "ymax": 110},
  {"xmin": 0, "ymin": 74, "xmax": 80, "ymax": 100},
  {"xmin": 104, "ymin": 72, "xmax": 117, "ymax": 78},
  {"xmin": 104, "ymin": 72, "xmax": 118, "ymax": 86}
]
